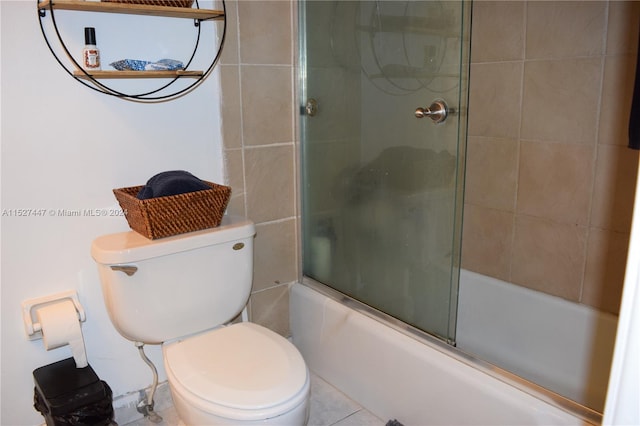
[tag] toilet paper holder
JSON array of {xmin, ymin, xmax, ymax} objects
[{"xmin": 22, "ymin": 290, "xmax": 86, "ymax": 340}]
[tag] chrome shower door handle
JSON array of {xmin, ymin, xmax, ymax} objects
[{"xmin": 415, "ymin": 99, "xmax": 448, "ymax": 124}]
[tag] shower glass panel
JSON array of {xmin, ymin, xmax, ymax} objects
[{"xmin": 300, "ymin": 0, "xmax": 470, "ymax": 342}]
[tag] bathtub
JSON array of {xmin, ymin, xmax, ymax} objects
[
  {"xmin": 290, "ymin": 271, "xmax": 610, "ymax": 425},
  {"xmin": 456, "ymin": 269, "xmax": 617, "ymax": 413}
]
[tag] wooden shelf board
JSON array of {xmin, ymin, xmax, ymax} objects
[
  {"xmin": 73, "ymin": 69, "xmax": 204, "ymax": 79},
  {"xmin": 38, "ymin": 0, "xmax": 224, "ymax": 20}
]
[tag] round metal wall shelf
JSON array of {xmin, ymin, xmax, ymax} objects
[{"xmin": 37, "ymin": 0, "xmax": 226, "ymax": 102}]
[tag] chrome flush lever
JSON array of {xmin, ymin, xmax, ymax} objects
[
  {"xmin": 415, "ymin": 99, "xmax": 449, "ymax": 124},
  {"xmin": 110, "ymin": 265, "xmax": 138, "ymax": 276}
]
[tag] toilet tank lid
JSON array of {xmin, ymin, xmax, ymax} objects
[{"xmin": 91, "ymin": 215, "xmax": 255, "ymax": 264}]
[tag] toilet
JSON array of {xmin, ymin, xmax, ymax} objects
[{"xmin": 91, "ymin": 216, "xmax": 310, "ymax": 425}]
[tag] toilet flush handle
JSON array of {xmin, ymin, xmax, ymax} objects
[{"xmin": 110, "ymin": 265, "xmax": 138, "ymax": 276}]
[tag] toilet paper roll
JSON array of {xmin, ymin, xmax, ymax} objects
[{"xmin": 36, "ymin": 299, "xmax": 88, "ymax": 368}]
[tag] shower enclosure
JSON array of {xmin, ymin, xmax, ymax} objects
[
  {"xmin": 300, "ymin": 0, "xmax": 470, "ymax": 344},
  {"xmin": 299, "ymin": 0, "xmax": 634, "ymax": 418}
]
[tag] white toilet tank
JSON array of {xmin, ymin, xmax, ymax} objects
[{"xmin": 91, "ymin": 216, "xmax": 256, "ymax": 344}]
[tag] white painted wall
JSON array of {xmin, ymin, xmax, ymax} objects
[
  {"xmin": 0, "ymin": 1, "xmax": 223, "ymax": 424},
  {"xmin": 603, "ymin": 163, "xmax": 640, "ymax": 425}
]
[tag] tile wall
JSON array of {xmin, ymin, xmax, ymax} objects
[
  {"xmin": 218, "ymin": 0, "xmax": 640, "ymax": 336},
  {"xmin": 463, "ymin": 1, "xmax": 640, "ymax": 315},
  {"xmin": 219, "ymin": 0, "xmax": 297, "ymax": 336}
]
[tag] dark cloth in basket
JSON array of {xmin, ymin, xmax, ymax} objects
[{"xmin": 136, "ymin": 170, "xmax": 210, "ymax": 200}]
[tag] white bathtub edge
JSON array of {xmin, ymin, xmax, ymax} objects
[
  {"xmin": 291, "ymin": 281, "xmax": 597, "ymax": 426},
  {"xmin": 457, "ymin": 269, "xmax": 617, "ymax": 412}
]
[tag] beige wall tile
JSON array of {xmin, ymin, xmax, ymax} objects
[
  {"xmin": 223, "ymin": 148, "xmax": 245, "ymax": 216},
  {"xmin": 606, "ymin": 0, "xmax": 640, "ymax": 55},
  {"xmin": 245, "ymin": 145, "xmax": 295, "ymax": 223},
  {"xmin": 598, "ymin": 55, "xmax": 638, "ymax": 146},
  {"xmin": 525, "ymin": 1, "xmax": 606, "ymax": 59},
  {"xmin": 591, "ymin": 144, "xmax": 639, "ymax": 233},
  {"xmin": 219, "ymin": 0, "xmax": 239, "ymax": 65},
  {"xmin": 219, "ymin": 0, "xmax": 296, "ymax": 336},
  {"xmin": 462, "ymin": 0, "xmax": 638, "ymax": 315},
  {"xmin": 220, "ymin": 65, "xmax": 243, "ymax": 149},
  {"xmin": 470, "ymin": 1, "xmax": 524, "ymax": 63},
  {"xmin": 241, "ymin": 66, "xmax": 293, "ymax": 146},
  {"xmin": 253, "ymin": 219, "xmax": 298, "ymax": 292},
  {"xmin": 582, "ymin": 228, "xmax": 629, "ymax": 314},
  {"xmin": 238, "ymin": 0, "xmax": 292, "ymax": 65},
  {"xmin": 464, "ymin": 136, "xmax": 518, "ymax": 211},
  {"xmin": 224, "ymin": 148, "xmax": 244, "ymax": 189},
  {"xmin": 468, "ymin": 62, "xmax": 523, "ymax": 138},
  {"xmin": 226, "ymin": 195, "xmax": 246, "ymax": 217},
  {"xmin": 511, "ymin": 215, "xmax": 587, "ymax": 302},
  {"xmin": 517, "ymin": 141, "xmax": 594, "ymax": 226},
  {"xmin": 461, "ymin": 204, "xmax": 513, "ymax": 282},
  {"xmin": 521, "ymin": 58, "xmax": 602, "ymax": 144},
  {"xmin": 250, "ymin": 284, "xmax": 291, "ymax": 337}
]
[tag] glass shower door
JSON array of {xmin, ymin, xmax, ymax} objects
[{"xmin": 300, "ymin": 0, "xmax": 470, "ymax": 343}]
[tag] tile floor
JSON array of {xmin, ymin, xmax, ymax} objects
[{"xmin": 124, "ymin": 373, "xmax": 385, "ymax": 426}]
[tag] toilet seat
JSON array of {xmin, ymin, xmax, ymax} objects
[{"xmin": 163, "ymin": 322, "xmax": 309, "ymax": 421}]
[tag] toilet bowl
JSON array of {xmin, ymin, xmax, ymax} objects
[
  {"xmin": 164, "ymin": 323, "xmax": 310, "ymax": 424},
  {"xmin": 91, "ymin": 216, "xmax": 310, "ymax": 425}
]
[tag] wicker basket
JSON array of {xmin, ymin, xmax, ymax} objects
[
  {"xmin": 101, "ymin": 0, "xmax": 194, "ymax": 8},
  {"xmin": 113, "ymin": 181, "xmax": 231, "ymax": 239}
]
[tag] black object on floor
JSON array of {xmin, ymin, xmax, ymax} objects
[
  {"xmin": 33, "ymin": 357, "xmax": 115, "ymax": 426},
  {"xmin": 386, "ymin": 420, "xmax": 404, "ymax": 426}
]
